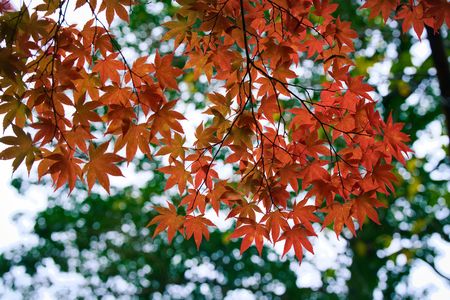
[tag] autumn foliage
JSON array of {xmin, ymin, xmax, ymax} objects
[{"xmin": 0, "ymin": 0, "xmax": 447, "ymax": 262}]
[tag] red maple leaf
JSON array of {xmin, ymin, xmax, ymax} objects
[
  {"xmin": 350, "ymin": 193, "xmax": 386, "ymax": 228},
  {"xmin": 290, "ymin": 199, "xmax": 320, "ymax": 233},
  {"xmin": 183, "ymin": 215, "xmax": 215, "ymax": 249},
  {"xmin": 321, "ymin": 202, "xmax": 356, "ymax": 237},
  {"xmin": 279, "ymin": 225, "xmax": 316, "ymax": 263},
  {"xmin": 380, "ymin": 113, "xmax": 411, "ymax": 164},
  {"xmin": 229, "ymin": 218, "xmax": 269, "ymax": 255},
  {"xmin": 361, "ymin": 0, "xmax": 400, "ymax": 22}
]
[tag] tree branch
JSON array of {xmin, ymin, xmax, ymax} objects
[{"xmin": 426, "ymin": 26, "xmax": 450, "ymax": 158}]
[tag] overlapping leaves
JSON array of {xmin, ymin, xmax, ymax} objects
[{"xmin": 0, "ymin": 0, "xmax": 443, "ymax": 262}]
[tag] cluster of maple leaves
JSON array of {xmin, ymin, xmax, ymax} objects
[{"xmin": 0, "ymin": 0, "xmax": 447, "ymax": 262}]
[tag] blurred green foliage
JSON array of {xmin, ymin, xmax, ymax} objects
[{"xmin": 1, "ymin": 170, "xmax": 325, "ymax": 299}]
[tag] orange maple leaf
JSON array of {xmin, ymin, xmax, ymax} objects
[
  {"xmin": 155, "ymin": 133, "xmax": 186, "ymax": 162},
  {"xmin": 229, "ymin": 218, "xmax": 269, "ymax": 255},
  {"xmin": 158, "ymin": 159, "xmax": 191, "ymax": 194},
  {"xmin": 261, "ymin": 210, "xmax": 290, "ymax": 242},
  {"xmin": 92, "ymin": 53, "xmax": 125, "ymax": 84},
  {"xmin": 82, "ymin": 142, "xmax": 124, "ymax": 192},
  {"xmin": 149, "ymin": 100, "xmax": 185, "ymax": 140},
  {"xmin": 154, "ymin": 51, "xmax": 183, "ymax": 90},
  {"xmin": 147, "ymin": 202, "xmax": 185, "ymax": 243},
  {"xmin": 38, "ymin": 146, "xmax": 83, "ymax": 192},
  {"xmin": 183, "ymin": 215, "xmax": 215, "ymax": 249},
  {"xmin": 99, "ymin": 0, "xmax": 133, "ymax": 25},
  {"xmin": 114, "ymin": 123, "xmax": 151, "ymax": 162},
  {"xmin": 0, "ymin": 125, "xmax": 39, "ymax": 173}
]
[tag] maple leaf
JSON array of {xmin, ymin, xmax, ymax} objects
[
  {"xmin": 380, "ymin": 113, "xmax": 411, "ymax": 164},
  {"xmin": 321, "ymin": 202, "xmax": 355, "ymax": 237},
  {"xmin": 313, "ymin": 0, "xmax": 338, "ymax": 19},
  {"xmin": 185, "ymin": 51, "xmax": 213, "ymax": 81},
  {"xmin": 290, "ymin": 108, "xmax": 317, "ymax": 132},
  {"xmin": 396, "ymin": 3, "xmax": 426, "ymax": 38},
  {"xmin": 0, "ymin": 48, "xmax": 25, "ymax": 82},
  {"xmin": 229, "ymin": 218, "xmax": 269, "ymax": 255},
  {"xmin": 114, "ymin": 123, "xmax": 151, "ymax": 162},
  {"xmin": 149, "ymin": 100, "xmax": 185, "ymax": 140},
  {"xmin": 72, "ymin": 98, "xmax": 103, "ymax": 127},
  {"xmin": 277, "ymin": 163, "xmax": 301, "ymax": 192},
  {"xmin": 206, "ymin": 92, "xmax": 232, "ymax": 117},
  {"xmin": 0, "ymin": 0, "xmax": 13, "ymax": 13},
  {"xmin": 105, "ymin": 105, "xmax": 136, "ymax": 135},
  {"xmin": 345, "ymin": 75, "xmax": 374, "ymax": 103},
  {"xmin": 180, "ymin": 189, "xmax": 207, "ymax": 214},
  {"xmin": 255, "ymin": 77, "xmax": 276, "ymax": 98},
  {"xmin": 259, "ymin": 95, "xmax": 280, "ymax": 123},
  {"xmin": 74, "ymin": 71, "xmax": 101, "ymax": 101},
  {"xmin": 350, "ymin": 193, "xmax": 386, "ymax": 228},
  {"xmin": 272, "ymin": 62, "xmax": 297, "ymax": 83},
  {"xmin": 424, "ymin": 0, "xmax": 450, "ymax": 29},
  {"xmin": 299, "ymin": 161, "xmax": 330, "ymax": 187},
  {"xmin": 319, "ymin": 44, "xmax": 353, "ymax": 70},
  {"xmin": 0, "ymin": 96, "xmax": 31, "ymax": 129},
  {"xmin": 138, "ymin": 83, "xmax": 165, "ymax": 115},
  {"xmin": 261, "ymin": 210, "xmax": 290, "ymax": 242},
  {"xmin": 163, "ymin": 18, "xmax": 191, "ymax": 49},
  {"xmin": 191, "ymin": 157, "xmax": 219, "ymax": 190},
  {"xmin": 0, "ymin": 125, "xmax": 39, "ymax": 172},
  {"xmin": 279, "ymin": 225, "xmax": 316, "ymax": 263},
  {"xmin": 99, "ymin": 0, "xmax": 133, "ymax": 25},
  {"xmin": 82, "ymin": 142, "xmax": 124, "ymax": 192},
  {"xmin": 194, "ymin": 122, "xmax": 220, "ymax": 149},
  {"xmin": 208, "ymin": 181, "xmax": 242, "ymax": 214},
  {"xmin": 302, "ymin": 35, "xmax": 325, "ymax": 58},
  {"xmin": 155, "ymin": 133, "xmax": 186, "ymax": 162},
  {"xmin": 305, "ymin": 177, "xmax": 337, "ymax": 207},
  {"xmin": 79, "ymin": 19, "xmax": 106, "ymax": 50},
  {"xmin": 31, "ymin": 117, "xmax": 59, "ymax": 146},
  {"xmin": 158, "ymin": 159, "xmax": 191, "ymax": 194},
  {"xmin": 325, "ymin": 17, "xmax": 358, "ymax": 49},
  {"xmin": 227, "ymin": 199, "xmax": 263, "ymax": 222},
  {"xmin": 154, "ymin": 51, "xmax": 183, "ymax": 90},
  {"xmin": 124, "ymin": 56, "xmax": 154, "ymax": 87},
  {"xmin": 361, "ymin": 0, "xmax": 399, "ymax": 22},
  {"xmin": 290, "ymin": 199, "xmax": 320, "ymax": 233},
  {"xmin": 260, "ymin": 183, "xmax": 290, "ymax": 211},
  {"xmin": 38, "ymin": 146, "xmax": 83, "ymax": 192},
  {"xmin": 0, "ymin": 0, "xmax": 420, "ymax": 262},
  {"xmin": 64, "ymin": 126, "xmax": 96, "ymax": 153},
  {"xmin": 147, "ymin": 203, "xmax": 185, "ymax": 243},
  {"xmin": 363, "ymin": 163, "xmax": 397, "ymax": 195},
  {"xmin": 92, "ymin": 53, "xmax": 125, "ymax": 84},
  {"xmin": 35, "ymin": 0, "xmax": 60, "ymax": 15},
  {"xmin": 99, "ymin": 85, "xmax": 133, "ymax": 105},
  {"xmin": 183, "ymin": 215, "xmax": 215, "ymax": 249}
]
